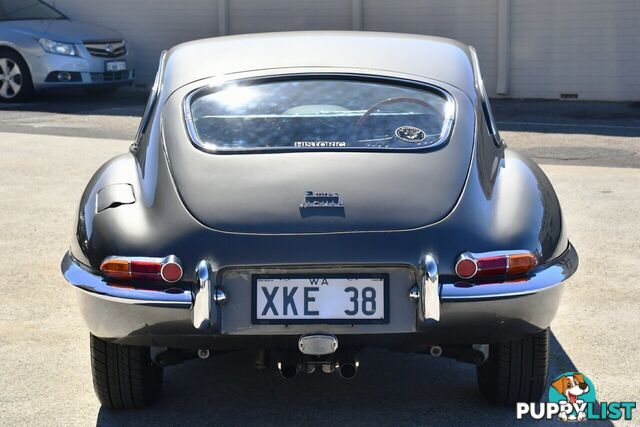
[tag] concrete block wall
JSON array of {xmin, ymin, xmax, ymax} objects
[
  {"xmin": 363, "ymin": 0, "xmax": 499, "ymax": 99},
  {"xmin": 509, "ymin": 0, "xmax": 640, "ymax": 100},
  {"xmin": 50, "ymin": 0, "xmax": 640, "ymax": 100},
  {"xmin": 228, "ymin": 0, "xmax": 352, "ymax": 33}
]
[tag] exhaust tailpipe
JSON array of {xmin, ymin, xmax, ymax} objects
[
  {"xmin": 337, "ymin": 356, "xmax": 359, "ymax": 379},
  {"xmin": 277, "ymin": 360, "xmax": 301, "ymax": 379},
  {"xmin": 429, "ymin": 345, "xmax": 443, "ymax": 358}
]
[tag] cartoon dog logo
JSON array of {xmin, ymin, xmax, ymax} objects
[{"xmin": 551, "ymin": 373, "xmax": 591, "ymax": 421}]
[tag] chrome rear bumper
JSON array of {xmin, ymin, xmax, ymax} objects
[{"xmin": 61, "ymin": 243, "xmax": 578, "ymax": 346}]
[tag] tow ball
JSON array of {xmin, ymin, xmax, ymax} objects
[{"xmin": 298, "ymin": 334, "xmax": 338, "ymax": 356}]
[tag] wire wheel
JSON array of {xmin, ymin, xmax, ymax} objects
[{"xmin": 0, "ymin": 58, "xmax": 23, "ymax": 99}]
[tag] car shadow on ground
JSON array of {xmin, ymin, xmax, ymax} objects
[
  {"xmin": 2, "ymin": 92, "xmax": 638, "ymax": 137},
  {"xmin": 0, "ymin": 88, "xmax": 147, "ymax": 117},
  {"xmin": 95, "ymin": 331, "xmax": 613, "ymax": 427},
  {"xmin": 493, "ymin": 100, "xmax": 640, "ymax": 137}
]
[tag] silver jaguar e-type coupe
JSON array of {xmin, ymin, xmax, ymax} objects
[{"xmin": 61, "ymin": 31, "xmax": 578, "ymax": 409}]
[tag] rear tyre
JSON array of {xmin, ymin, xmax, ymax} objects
[
  {"xmin": 476, "ymin": 328, "xmax": 549, "ymax": 405},
  {"xmin": 90, "ymin": 334, "xmax": 163, "ymax": 409},
  {"xmin": 0, "ymin": 50, "xmax": 34, "ymax": 102}
]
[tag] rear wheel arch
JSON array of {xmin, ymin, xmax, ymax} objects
[
  {"xmin": 0, "ymin": 44, "xmax": 25, "ymax": 58},
  {"xmin": 452, "ymin": 141, "xmax": 567, "ymax": 266}
]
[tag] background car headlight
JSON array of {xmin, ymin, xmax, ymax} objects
[{"xmin": 38, "ymin": 38, "xmax": 77, "ymax": 56}]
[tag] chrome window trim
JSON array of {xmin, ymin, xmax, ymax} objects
[
  {"xmin": 469, "ymin": 47, "xmax": 502, "ymax": 146},
  {"xmin": 132, "ymin": 50, "xmax": 166, "ymax": 150},
  {"xmin": 182, "ymin": 73, "xmax": 457, "ymax": 154}
]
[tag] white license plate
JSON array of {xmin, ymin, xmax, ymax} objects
[
  {"xmin": 253, "ymin": 275, "xmax": 388, "ymax": 324},
  {"xmin": 105, "ymin": 60, "xmax": 127, "ymax": 72}
]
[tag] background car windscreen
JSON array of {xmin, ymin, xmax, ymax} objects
[
  {"xmin": 0, "ymin": 0, "xmax": 66, "ymax": 20},
  {"xmin": 187, "ymin": 77, "xmax": 454, "ymax": 151}
]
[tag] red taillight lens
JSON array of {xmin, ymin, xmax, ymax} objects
[
  {"xmin": 160, "ymin": 260, "xmax": 183, "ymax": 283},
  {"xmin": 455, "ymin": 257, "xmax": 477, "ymax": 279},
  {"xmin": 476, "ymin": 256, "xmax": 508, "ymax": 277},
  {"xmin": 100, "ymin": 256, "xmax": 183, "ymax": 282},
  {"xmin": 455, "ymin": 251, "xmax": 537, "ymax": 280},
  {"xmin": 130, "ymin": 260, "xmax": 162, "ymax": 279}
]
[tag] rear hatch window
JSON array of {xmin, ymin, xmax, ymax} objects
[{"xmin": 185, "ymin": 76, "xmax": 455, "ymax": 152}]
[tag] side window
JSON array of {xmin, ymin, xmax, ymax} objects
[
  {"xmin": 131, "ymin": 50, "xmax": 166, "ymax": 151},
  {"xmin": 469, "ymin": 47, "xmax": 502, "ymax": 146}
]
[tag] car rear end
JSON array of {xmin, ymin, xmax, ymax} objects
[
  {"xmin": 60, "ymin": 72, "xmax": 577, "ymax": 398},
  {"xmin": 61, "ymin": 33, "xmax": 578, "ymax": 409}
]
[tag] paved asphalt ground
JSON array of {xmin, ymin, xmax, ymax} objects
[{"xmin": 0, "ymin": 92, "xmax": 639, "ymax": 426}]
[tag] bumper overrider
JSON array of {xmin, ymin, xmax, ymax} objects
[{"xmin": 61, "ymin": 243, "xmax": 578, "ymax": 348}]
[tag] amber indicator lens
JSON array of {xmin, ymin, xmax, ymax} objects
[
  {"xmin": 99, "ymin": 259, "xmax": 130, "ymax": 279},
  {"xmin": 508, "ymin": 253, "xmax": 537, "ymax": 275}
]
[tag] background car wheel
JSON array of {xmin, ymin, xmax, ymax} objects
[
  {"xmin": 0, "ymin": 50, "xmax": 34, "ymax": 102},
  {"xmin": 90, "ymin": 334, "xmax": 163, "ymax": 409},
  {"xmin": 476, "ymin": 328, "xmax": 549, "ymax": 405}
]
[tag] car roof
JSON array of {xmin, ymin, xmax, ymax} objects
[{"xmin": 162, "ymin": 31, "xmax": 476, "ymax": 97}]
